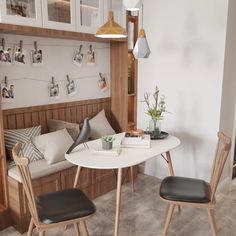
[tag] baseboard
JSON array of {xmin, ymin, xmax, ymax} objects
[{"xmin": 0, "ymin": 206, "xmax": 11, "ymax": 231}]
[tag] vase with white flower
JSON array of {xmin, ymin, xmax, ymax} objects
[{"xmin": 142, "ymin": 86, "xmax": 167, "ymax": 138}]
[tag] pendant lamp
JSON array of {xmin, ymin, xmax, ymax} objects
[
  {"xmin": 133, "ymin": 3, "xmax": 151, "ymax": 59},
  {"xmin": 95, "ymin": 10, "xmax": 127, "ymax": 38},
  {"xmin": 123, "ymin": 0, "xmax": 141, "ymax": 11}
]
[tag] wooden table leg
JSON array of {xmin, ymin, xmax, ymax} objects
[
  {"xmin": 73, "ymin": 166, "xmax": 82, "ymax": 188},
  {"xmin": 130, "ymin": 166, "xmax": 135, "ymax": 192},
  {"xmin": 166, "ymin": 151, "xmax": 174, "ymax": 176},
  {"xmin": 166, "ymin": 151, "xmax": 181, "ymax": 212},
  {"xmin": 114, "ymin": 168, "xmax": 122, "ymax": 236}
]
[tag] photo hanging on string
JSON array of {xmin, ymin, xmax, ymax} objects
[
  {"xmin": 98, "ymin": 73, "xmax": 109, "ymax": 92},
  {"xmin": 1, "ymin": 83, "xmax": 15, "ymax": 103},
  {"xmin": 73, "ymin": 46, "xmax": 83, "ymax": 67},
  {"xmin": 13, "ymin": 46, "xmax": 26, "ymax": 65},
  {"xmin": 87, "ymin": 45, "xmax": 95, "ymax": 66},
  {"xmin": 66, "ymin": 78, "xmax": 77, "ymax": 96},
  {"xmin": 0, "ymin": 46, "xmax": 12, "ymax": 66},
  {"xmin": 31, "ymin": 48, "xmax": 43, "ymax": 66},
  {"xmin": 49, "ymin": 82, "xmax": 60, "ymax": 100}
]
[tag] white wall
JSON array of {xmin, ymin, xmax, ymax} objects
[
  {"xmin": 138, "ymin": 0, "xmax": 228, "ymax": 181},
  {"xmin": 0, "ymin": 34, "xmax": 110, "ymax": 109},
  {"xmin": 220, "ymin": 0, "xmax": 236, "ymax": 181}
]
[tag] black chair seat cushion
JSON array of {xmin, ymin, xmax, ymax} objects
[
  {"xmin": 160, "ymin": 176, "xmax": 211, "ymax": 203},
  {"xmin": 37, "ymin": 188, "xmax": 96, "ymax": 224}
]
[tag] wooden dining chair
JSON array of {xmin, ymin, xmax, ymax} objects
[
  {"xmin": 159, "ymin": 132, "xmax": 231, "ymax": 236},
  {"xmin": 12, "ymin": 142, "xmax": 96, "ymax": 236}
]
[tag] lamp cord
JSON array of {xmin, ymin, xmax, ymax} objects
[{"xmin": 142, "ymin": 2, "xmax": 144, "ymax": 29}]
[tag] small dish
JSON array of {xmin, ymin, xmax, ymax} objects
[{"xmin": 144, "ymin": 131, "xmax": 169, "ymax": 140}]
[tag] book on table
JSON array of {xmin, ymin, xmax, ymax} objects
[
  {"xmin": 121, "ymin": 134, "xmax": 151, "ymax": 148},
  {"xmin": 93, "ymin": 147, "xmax": 122, "ymax": 156}
]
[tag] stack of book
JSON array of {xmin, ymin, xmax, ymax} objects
[
  {"xmin": 121, "ymin": 134, "xmax": 151, "ymax": 148},
  {"xmin": 93, "ymin": 147, "xmax": 122, "ymax": 157}
]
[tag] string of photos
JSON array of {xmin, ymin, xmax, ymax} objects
[
  {"xmin": 0, "ymin": 38, "xmax": 96, "ymax": 67},
  {"xmin": 73, "ymin": 44, "xmax": 95, "ymax": 66},
  {"xmin": 1, "ymin": 73, "xmax": 109, "ymax": 103}
]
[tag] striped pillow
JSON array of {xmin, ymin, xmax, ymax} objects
[{"xmin": 4, "ymin": 126, "xmax": 44, "ymax": 165}]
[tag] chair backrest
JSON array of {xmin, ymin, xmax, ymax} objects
[
  {"xmin": 210, "ymin": 132, "xmax": 231, "ymax": 201},
  {"xmin": 12, "ymin": 142, "xmax": 39, "ymax": 222}
]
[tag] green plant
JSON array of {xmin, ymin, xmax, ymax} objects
[
  {"xmin": 142, "ymin": 86, "xmax": 167, "ymax": 120},
  {"xmin": 101, "ymin": 135, "xmax": 115, "ymax": 143}
]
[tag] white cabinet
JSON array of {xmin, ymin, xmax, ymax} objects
[
  {"xmin": 76, "ymin": 0, "xmax": 103, "ymax": 34},
  {"xmin": 0, "ymin": 0, "xmax": 126, "ymax": 34},
  {"xmin": 42, "ymin": 0, "xmax": 76, "ymax": 31},
  {"xmin": 0, "ymin": 0, "xmax": 42, "ymax": 27}
]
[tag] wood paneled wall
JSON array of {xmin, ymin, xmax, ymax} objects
[{"xmin": 2, "ymin": 98, "xmax": 111, "ymax": 133}]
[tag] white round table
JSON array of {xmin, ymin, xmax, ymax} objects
[{"xmin": 65, "ymin": 133, "xmax": 181, "ymax": 236}]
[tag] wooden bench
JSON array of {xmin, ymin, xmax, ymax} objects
[{"xmin": 3, "ymin": 98, "xmax": 132, "ymax": 233}]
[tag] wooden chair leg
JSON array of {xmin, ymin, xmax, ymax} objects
[
  {"xmin": 207, "ymin": 209, "xmax": 217, "ymax": 236},
  {"xmin": 74, "ymin": 222, "xmax": 81, "ymax": 236},
  {"xmin": 130, "ymin": 166, "xmax": 135, "ymax": 192},
  {"xmin": 163, "ymin": 204, "xmax": 175, "ymax": 236},
  {"xmin": 38, "ymin": 231, "xmax": 45, "ymax": 236},
  {"xmin": 27, "ymin": 218, "xmax": 34, "ymax": 236},
  {"xmin": 80, "ymin": 221, "xmax": 89, "ymax": 236}
]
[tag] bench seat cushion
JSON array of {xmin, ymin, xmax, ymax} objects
[{"xmin": 8, "ymin": 159, "xmax": 75, "ymax": 182}]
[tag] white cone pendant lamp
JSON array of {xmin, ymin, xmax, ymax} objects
[
  {"xmin": 133, "ymin": 29, "xmax": 151, "ymax": 58},
  {"xmin": 123, "ymin": 0, "xmax": 141, "ymax": 11},
  {"xmin": 95, "ymin": 11, "xmax": 127, "ymax": 38},
  {"xmin": 133, "ymin": 3, "xmax": 151, "ymax": 59}
]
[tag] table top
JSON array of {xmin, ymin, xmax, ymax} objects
[{"xmin": 65, "ymin": 133, "xmax": 181, "ymax": 169}]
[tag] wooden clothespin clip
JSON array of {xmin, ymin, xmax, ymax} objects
[
  {"xmin": 4, "ymin": 76, "xmax": 8, "ymax": 87},
  {"xmin": 19, "ymin": 40, "xmax": 23, "ymax": 53},
  {"xmin": 79, "ymin": 45, "xmax": 83, "ymax": 53},
  {"xmin": 34, "ymin": 41, "xmax": 38, "ymax": 52},
  {"xmin": 66, "ymin": 74, "xmax": 70, "ymax": 83},
  {"xmin": 52, "ymin": 77, "xmax": 55, "ymax": 86},
  {"xmin": 89, "ymin": 45, "xmax": 93, "ymax": 53},
  {"xmin": 2, "ymin": 38, "xmax": 5, "ymax": 50}
]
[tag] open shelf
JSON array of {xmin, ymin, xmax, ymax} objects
[{"xmin": 0, "ymin": 23, "xmax": 127, "ymax": 43}]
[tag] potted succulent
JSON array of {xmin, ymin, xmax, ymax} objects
[
  {"xmin": 142, "ymin": 86, "xmax": 167, "ymax": 137},
  {"xmin": 101, "ymin": 135, "xmax": 115, "ymax": 150}
]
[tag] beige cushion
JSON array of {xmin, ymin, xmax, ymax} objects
[
  {"xmin": 89, "ymin": 109, "xmax": 115, "ymax": 139},
  {"xmin": 33, "ymin": 129, "xmax": 73, "ymax": 165},
  {"xmin": 8, "ymin": 159, "xmax": 74, "ymax": 182},
  {"xmin": 47, "ymin": 119, "xmax": 80, "ymax": 140}
]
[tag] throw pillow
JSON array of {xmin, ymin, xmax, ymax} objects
[
  {"xmin": 47, "ymin": 119, "xmax": 80, "ymax": 140},
  {"xmin": 89, "ymin": 109, "xmax": 115, "ymax": 139},
  {"xmin": 4, "ymin": 126, "xmax": 44, "ymax": 164},
  {"xmin": 33, "ymin": 129, "xmax": 73, "ymax": 165}
]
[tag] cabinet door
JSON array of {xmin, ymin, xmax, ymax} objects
[
  {"xmin": 42, "ymin": 0, "xmax": 76, "ymax": 31},
  {"xmin": 0, "ymin": 0, "xmax": 42, "ymax": 27},
  {"xmin": 76, "ymin": 0, "xmax": 103, "ymax": 34}
]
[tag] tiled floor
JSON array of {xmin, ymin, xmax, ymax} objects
[{"xmin": 1, "ymin": 174, "xmax": 236, "ymax": 236}]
